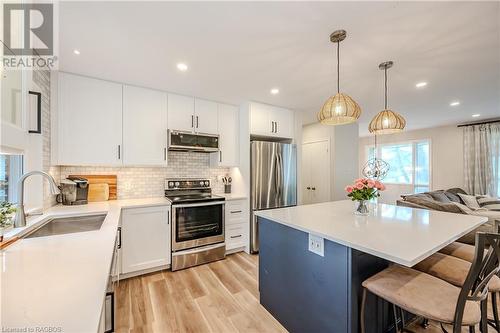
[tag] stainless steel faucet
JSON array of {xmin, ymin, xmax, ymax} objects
[{"xmin": 14, "ymin": 171, "xmax": 60, "ymax": 228}]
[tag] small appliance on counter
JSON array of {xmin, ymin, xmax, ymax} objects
[
  {"xmin": 57, "ymin": 176, "xmax": 89, "ymax": 205},
  {"xmin": 165, "ymin": 178, "xmax": 226, "ymax": 271}
]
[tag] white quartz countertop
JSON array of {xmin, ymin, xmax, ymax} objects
[
  {"xmin": 255, "ymin": 200, "xmax": 488, "ymax": 267},
  {"xmin": 215, "ymin": 193, "xmax": 247, "ymax": 201},
  {"xmin": 0, "ymin": 197, "xmax": 170, "ymax": 333}
]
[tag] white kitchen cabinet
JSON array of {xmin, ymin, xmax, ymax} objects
[
  {"xmin": 273, "ymin": 107, "xmax": 294, "ymax": 139},
  {"xmin": 167, "ymin": 93, "xmax": 195, "ymax": 132},
  {"xmin": 123, "ymin": 85, "xmax": 168, "ymax": 166},
  {"xmin": 225, "ymin": 199, "xmax": 248, "ymax": 252},
  {"xmin": 194, "ymin": 98, "xmax": 218, "ymax": 134},
  {"xmin": 121, "ymin": 205, "xmax": 171, "ymax": 274},
  {"xmin": 211, "ymin": 103, "xmax": 239, "ymax": 167},
  {"xmin": 250, "ymin": 102, "xmax": 294, "ymax": 139},
  {"xmin": 56, "ymin": 72, "xmax": 123, "ymax": 165}
]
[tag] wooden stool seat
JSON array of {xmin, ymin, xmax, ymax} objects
[
  {"xmin": 362, "ymin": 265, "xmax": 481, "ymax": 326},
  {"xmin": 440, "ymin": 242, "xmax": 476, "ymax": 263},
  {"xmin": 414, "ymin": 252, "xmax": 500, "ymax": 292}
]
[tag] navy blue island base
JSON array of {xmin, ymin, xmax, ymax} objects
[{"xmin": 258, "ymin": 216, "xmax": 403, "ymax": 333}]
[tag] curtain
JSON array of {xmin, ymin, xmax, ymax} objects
[{"xmin": 463, "ymin": 122, "xmax": 500, "ymax": 196}]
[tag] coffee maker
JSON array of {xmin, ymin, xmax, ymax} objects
[{"xmin": 57, "ymin": 177, "xmax": 89, "ymax": 205}]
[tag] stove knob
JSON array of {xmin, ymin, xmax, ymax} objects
[
  {"xmin": 168, "ymin": 181, "xmax": 174, "ymax": 188},
  {"xmin": 175, "ymin": 182, "xmax": 180, "ymax": 187},
  {"xmin": 204, "ymin": 181, "xmax": 209, "ymax": 186},
  {"xmin": 199, "ymin": 181, "xmax": 204, "ymax": 186}
]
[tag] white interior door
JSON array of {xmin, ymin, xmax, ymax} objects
[{"xmin": 302, "ymin": 140, "xmax": 331, "ymax": 204}]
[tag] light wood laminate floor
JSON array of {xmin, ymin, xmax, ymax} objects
[
  {"xmin": 116, "ymin": 252, "xmax": 286, "ymax": 333},
  {"xmin": 116, "ymin": 252, "xmax": 493, "ymax": 333}
]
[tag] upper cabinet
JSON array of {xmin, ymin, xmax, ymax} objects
[
  {"xmin": 55, "ymin": 73, "xmax": 123, "ymax": 166},
  {"xmin": 123, "ymin": 85, "xmax": 168, "ymax": 166},
  {"xmin": 194, "ymin": 99, "xmax": 218, "ymax": 134},
  {"xmin": 167, "ymin": 94, "xmax": 218, "ymax": 134},
  {"xmin": 211, "ymin": 103, "xmax": 239, "ymax": 167},
  {"xmin": 167, "ymin": 93, "xmax": 194, "ymax": 132},
  {"xmin": 250, "ymin": 102, "xmax": 294, "ymax": 139}
]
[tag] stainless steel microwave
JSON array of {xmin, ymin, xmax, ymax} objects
[{"xmin": 168, "ymin": 130, "xmax": 219, "ymax": 152}]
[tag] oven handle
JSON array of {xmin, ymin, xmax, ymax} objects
[{"xmin": 174, "ymin": 201, "xmax": 225, "ymax": 208}]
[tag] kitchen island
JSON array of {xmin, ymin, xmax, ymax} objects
[{"xmin": 255, "ymin": 200, "xmax": 487, "ymax": 333}]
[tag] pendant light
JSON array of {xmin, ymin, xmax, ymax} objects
[
  {"xmin": 362, "ymin": 134, "xmax": 390, "ymax": 180},
  {"xmin": 368, "ymin": 61, "xmax": 406, "ymax": 134},
  {"xmin": 318, "ymin": 30, "xmax": 362, "ymax": 125}
]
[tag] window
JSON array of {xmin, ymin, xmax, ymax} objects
[
  {"xmin": 365, "ymin": 140, "xmax": 430, "ymax": 194},
  {"xmin": 0, "ymin": 154, "xmax": 23, "ymax": 203}
]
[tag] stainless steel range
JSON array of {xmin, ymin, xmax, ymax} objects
[{"xmin": 165, "ymin": 178, "xmax": 226, "ymax": 271}]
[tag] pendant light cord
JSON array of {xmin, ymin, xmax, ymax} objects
[
  {"xmin": 384, "ymin": 67, "xmax": 388, "ymax": 109},
  {"xmin": 337, "ymin": 41, "xmax": 340, "ymax": 94}
]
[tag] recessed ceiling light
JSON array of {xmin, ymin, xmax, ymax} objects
[
  {"xmin": 73, "ymin": 49, "xmax": 80, "ymax": 55},
  {"xmin": 176, "ymin": 63, "xmax": 188, "ymax": 71},
  {"xmin": 270, "ymin": 88, "xmax": 279, "ymax": 95},
  {"xmin": 472, "ymin": 114, "xmax": 480, "ymax": 118},
  {"xmin": 450, "ymin": 101, "xmax": 460, "ymax": 107},
  {"xmin": 415, "ymin": 82, "xmax": 427, "ymax": 88}
]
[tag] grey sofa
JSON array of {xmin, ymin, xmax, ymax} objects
[{"xmin": 396, "ymin": 188, "xmax": 498, "ymax": 245}]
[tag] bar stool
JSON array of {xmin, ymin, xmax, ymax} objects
[
  {"xmin": 361, "ymin": 232, "xmax": 500, "ymax": 333},
  {"xmin": 440, "ymin": 242, "xmax": 476, "ymax": 262},
  {"xmin": 416, "ymin": 248, "xmax": 500, "ymax": 331}
]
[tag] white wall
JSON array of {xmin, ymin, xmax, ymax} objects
[{"xmin": 359, "ymin": 125, "xmax": 464, "ymax": 204}]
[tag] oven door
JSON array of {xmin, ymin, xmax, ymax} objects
[{"xmin": 172, "ymin": 201, "xmax": 225, "ymax": 251}]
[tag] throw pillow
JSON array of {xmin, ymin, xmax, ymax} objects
[
  {"xmin": 451, "ymin": 202, "xmax": 473, "ymax": 214},
  {"xmin": 477, "ymin": 196, "xmax": 500, "ymax": 211},
  {"xmin": 457, "ymin": 193, "xmax": 480, "ymax": 209},
  {"xmin": 429, "ymin": 191, "xmax": 451, "ymax": 203},
  {"xmin": 444, "ymin": 191, "xmax": 462, "ymax": 203}
]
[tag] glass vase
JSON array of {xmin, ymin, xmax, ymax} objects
[{"xmin": 355, "ymin": 200, "xmax": 369, "ymax": 216}]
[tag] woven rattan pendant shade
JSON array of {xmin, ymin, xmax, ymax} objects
[
  {"xmin": 368, "ymin": 61, "xmax": 406, "ymax": 135},
  {"xmin": 318, "ymin": 30, "xmax": 361, "ymax": 126},
  {"xmin": 368, "ymin": 109, "xmax": 406, "ymax": 135},
  {"xmin": 318, "ymin": 92, "xmax": 362, "ymax": 125}
]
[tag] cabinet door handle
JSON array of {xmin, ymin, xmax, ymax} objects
[
  {"xmin": 196, "ymin": 116, "xmax": 199, "ymax": 128},
  {"xmin": 230, "ymin": 210, "xmax": 242, "ymax": 214},
  {"xmin": 117, "ymin": 227, "xmax": 122, "ymax": 249},
  {"xmin": 219, "ymin": 151, "xmax": 222, "ymax": 163},
  {"xmin": 230, "ymin": 234, "xmax": 242, "ymax": 239},
  {"xmin": 275, "ymin": 121, "xmax": 278, "ymax": 133},
  {"xmin": 118, "ymin": 145, "xmax": 121, "ymax": 159},
  {"xmin": 164, "ymin": 147, "xmax": 167, "ymax": 161},
  {"xmin": 271, "ymin": 121, "xmax": 275, "ymax": 133},
  {"xmin": 167, "ymin": 210, "xmax": 170, "ymax": 225},
  {"xmin": 191, "ymin": 115, "xmax": 194, "ymax": 128}
]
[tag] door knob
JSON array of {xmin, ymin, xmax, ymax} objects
[
  {"xmin": 306, "ymin": 187, "xmax": 311, "ymax": 190},
  {"xmin": 311, "ymin": 187, "xmax": 316, "ymax": 191}
]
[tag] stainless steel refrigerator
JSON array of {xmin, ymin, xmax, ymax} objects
[{"xmin": 250, "ymin": 141, "xmax": 297, "ymax": 253}]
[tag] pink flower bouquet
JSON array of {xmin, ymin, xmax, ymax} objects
[{"xmin": 345, "ymin": 178, "xmax": 385, "ymax": 201}]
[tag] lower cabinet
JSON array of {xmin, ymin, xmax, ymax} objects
[
  {"xmin": 225, "ymin": 199, "xmax": 248, "ymax": 252},
  {"xmin": 120, "ymin": 205, "xmax": 171, "ymax": 275}
]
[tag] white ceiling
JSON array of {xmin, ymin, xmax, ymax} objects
[{"xmin": 58, "ymin": 1, "xmax": 500, "ymax": 136}]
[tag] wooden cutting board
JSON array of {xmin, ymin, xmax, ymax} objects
[
  {"xmin": 88, "ymin": 183, "xmax": 110, "ymax": 202},
  {"xmin": 70, "ymin": 174, "xmax": 117, "ymax": 200}
]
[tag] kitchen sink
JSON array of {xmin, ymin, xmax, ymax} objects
[{"xmin": 23, "ymin": 214, "xmax": 107, "ymax": 239}]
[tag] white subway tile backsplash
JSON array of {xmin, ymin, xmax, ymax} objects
[{"xmin": 59, "ymin": 151, "xmax": 230, "ymax": 199}]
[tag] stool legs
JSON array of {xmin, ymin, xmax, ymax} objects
[
  {"xmin": 361, "ymin": 288, "xmax": 367, "ymax": 333},
  {"xmin": 492, "ymin": 292, "xmax": 500, "ymax": 332}
]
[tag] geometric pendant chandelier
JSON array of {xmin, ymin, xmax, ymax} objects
[
  {"xmin": 318, "ymin": 30, "xmax": 362, "ymax": 125},
  {"xmin": 368, "ymin": 61, "xmax": 406, "ymax": 134}
]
